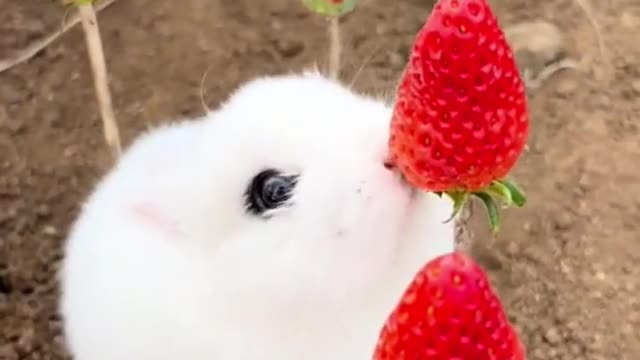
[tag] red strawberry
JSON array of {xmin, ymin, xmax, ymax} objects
[
  {"xmin": 387, "ymin": 0, "xmax": 529, "ymax": 232},
  {"xmin": 373, "ymin": 251, "xmax": 526, "ymax": 360}
]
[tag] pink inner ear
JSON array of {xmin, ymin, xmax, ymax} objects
[{"xmin": 130, "ymin": 202, "xmax": 185, "ymax": 239}]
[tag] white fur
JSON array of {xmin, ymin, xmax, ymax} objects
[{"xmin": 59, "ymin": 72, "xmax": 455, "ymax": 360}]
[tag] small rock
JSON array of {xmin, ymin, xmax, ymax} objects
[
  {"xmin": 589, "ymin": 333, "xmax": 605, "ymax": 352},
  {"xmin": 559, "ymin": 261, "xmax": 572, "ymax": 276},
  {"xmin": 625, "ymin": 281, "xmax": 636, "ymax": 293},
  {"xmin": 506, "ymin": 241, "xmax": 520, "ymax": 256},
  {"xmin": 7, "ymin": 207, "xmax": 18, "ymax": 219},
  {"xmin": 42, "ymin": 225, "xmax": 59, "ymax": 237},
  {"xmin": 270, "ymin": 20, "xmax": 282, "ymax": 30},
  {"xmin": 504, "ymin": 20, "xmax": 566, "ymax": 71},
  {"xmin": 53, "ymin": 335, "xmax": 66, "ymax": 348},
  {"xmin": 566, "ymin": 321, "xmax": 580, "ymax": 332},
  {"xmin": 543, "ymin": 327, "xmax": 562, "ymax": 344},
  {"xmin": 15, "ymin": 326, "xmax": 35, "ymax": 354},
  {"xmin": 555, "ymin": 77, "xmax": 579, "ymax": 97},
  {"xmin": 620, "ymin": 11, "xmax": 639, "ymax": 29},
  {"xmin": 522, "ymin": 219, "xmax": 541, "ymax": 235},
  {"xmin": 43, "ymin": 107, "xmax": 62, "ymax": 128},
  {"xmin": 578, "ymin": 172, "xmax": 592, "ymax": 192},
  {"xmin": 375, "ymin": 23, "xmax": 389, "ymax": 36},
  {"xmin": 554, "ymin": 211, "xmax": 574, "ymax": 230},
  {"xmin": 273, "ymin": 38, "xmax": 304, "ymax": 58},
  {"xmin": 35, "ymin": 204, "xmax": 51, "ymax": 218},
  {"xmin": 529, "ymin": 141, "xmax": 544, "ymax": 154},
  {"xmin": 63, "ymin": 146, "xmax": 78, "ymax": 158},
  {"xmin": 0, "ymin": 206, "xmax": 14, "ymax": 224},
  {"xmin": 386, "ymin": 50, "xmax": 405, "ymax": 69}
]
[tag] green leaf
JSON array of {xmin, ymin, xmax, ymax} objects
[
  {"xmin": 442, "ymin": 191, "xmax": 469, "ymax": 224},
  {"xmin": 301, "ymin": 0, "xmax": 358, "ymax": 16},
  {"xmin": 73, "ymin": 0, "xmax": 94, "ymax": 5},
  {"xmin": 486, "ymin": 181, "xmax": 513, "ymax": 205},
  {"xmin": 473, "ymin": 192, "xmax": 501, "ymax": 234},
  {"xmin": 501, "ymin": 180, "xmax": 527, "ymax": 207}
]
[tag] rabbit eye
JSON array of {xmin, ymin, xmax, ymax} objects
[{"xmin": 246, "ymin": 169, "xmax": 298, "ymax": 215}]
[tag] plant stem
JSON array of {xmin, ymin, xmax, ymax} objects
[
  {"xmin": 77, "ymin": 2, "xmax": 122, "ymax": 158},
  {"xmin": 328, "ymin": 16, "xmax": 341, "ymax": 79}
]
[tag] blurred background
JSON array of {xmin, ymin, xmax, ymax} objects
[{"xmin": 0, "ymin": 0, "xmax": 638, "ymax": 358}]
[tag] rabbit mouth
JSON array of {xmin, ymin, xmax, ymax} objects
[
  {"xmin": 397, "ymin": 172, "xmax": 418, "ymax": 200},
  {"xmin": 400, "ymin": 182, "xmax": 418, "ymax": 202},
  {"xmin": 383, "ymin": 157, "xmax": 417, "ymax": 199}
]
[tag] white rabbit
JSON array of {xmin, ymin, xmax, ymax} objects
[{"xmin": 59, "ymin": 71, "xmax": 456, "ymax": 360}]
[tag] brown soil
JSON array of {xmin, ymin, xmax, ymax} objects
[{"xmin": 1, "ymin": 0, "xmax": 638, "ymax": 359}]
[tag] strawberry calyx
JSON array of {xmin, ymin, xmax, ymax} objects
[{"xmin": 438, "ymin": 179, "xmax": 526, "ymax": 233}]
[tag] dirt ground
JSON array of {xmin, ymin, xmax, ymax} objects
[{"xmin": 0, "ymin": 0, "xmax": 638, "ymax": 359}]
